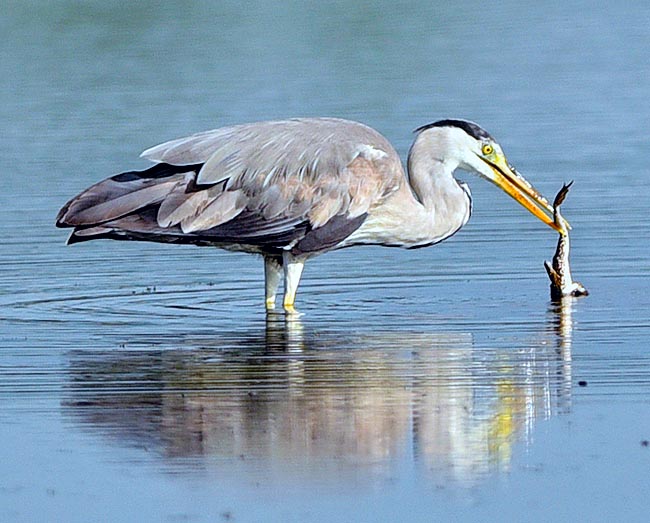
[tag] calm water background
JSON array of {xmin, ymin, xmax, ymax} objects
[{"xmin": 2, "ymin": 1, "xmax": 650, "ymax": 521}]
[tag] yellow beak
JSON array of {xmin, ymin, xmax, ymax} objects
[{"xmin": 480, "ymin": 154, "xmax": 563, "ymax": 233}]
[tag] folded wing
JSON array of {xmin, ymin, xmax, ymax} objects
[{"xmin": 57, "ymin": 118, "xmax": 404, "ymax": 254}]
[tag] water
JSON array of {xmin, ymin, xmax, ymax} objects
[{"xmin": 2, "ymin": 1, "xmax": 650, "ymax": 521}]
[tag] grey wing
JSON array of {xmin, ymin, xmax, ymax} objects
[
  {"xmin": 142, "ymin": 118, "xmax": 404, "ymax": 251},
  {"xmin": 59, "ymin": 118, "xmax": 404, "ymax": 254}
]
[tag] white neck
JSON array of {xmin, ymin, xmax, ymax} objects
[{"xmin": 347, "ymin": 132, "xmax": 472, "ymax": 248}]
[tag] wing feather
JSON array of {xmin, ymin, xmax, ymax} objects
[
  {"xmin": 180, "ymin": 189, "xmax": 247, "ymax": 233},
  {"xmin": 65, "ymin": 118, "xmax": 405, "ymax": 252},
  {"xmin": 157, "ymin": 180, "xmax": 222, "ymax": 228},
  {"xmin": 57, "ymin": 176, "xmax": 185, "ymax": 226}
]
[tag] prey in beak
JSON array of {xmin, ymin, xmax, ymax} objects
[{"xmin": 544, "ymin": 182, "xmax": 589, "ymax": 299}]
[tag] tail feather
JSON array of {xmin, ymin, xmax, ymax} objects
[
  {"xmin": 56, "ymin": 164, "xmax": 201, "ymax": 228},
  {"xmin": 58, "ymin": 162, "xmax": 316, "ymax": 252},
  {"xmin": 66, "ymin": 209, "xmax": 179, "ymax": 245},
  {"xmin": 61, "ymin": 177, "xmax": 183, "ymax": 226}
]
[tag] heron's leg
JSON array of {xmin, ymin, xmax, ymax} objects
[
  {"xmin": 282, "ymin": 251, "xmax": 305, "ymax": 313},
  {"xmin": 264, "ymin": 256, "xmax": 283, "ymax": 311}
]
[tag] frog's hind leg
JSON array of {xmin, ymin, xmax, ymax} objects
[{"xmin": 544, "ymin": 260, "xmax": 564, "ymax": 287}]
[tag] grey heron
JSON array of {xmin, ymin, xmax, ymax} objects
[{"xmin": 56, "ymin": 117, "xmax": 560, "ymax": 312}]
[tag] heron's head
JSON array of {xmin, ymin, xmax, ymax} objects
[{"xmin": 413, "ymin": 119, "xmax": 560, "ymax": 232}]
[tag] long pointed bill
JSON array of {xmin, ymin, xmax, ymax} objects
[{"xmin": 479, "ymin": 154, "xmax": 564, "ymax": 233}]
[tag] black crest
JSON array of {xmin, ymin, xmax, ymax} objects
[{"xmin": 414, "ymin": 119, "xmax": 493, "ymax": 141}]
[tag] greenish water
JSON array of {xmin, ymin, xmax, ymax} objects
[{"xmin": 2, "ymin": 1, "xmax": 650, "ymax": 521}]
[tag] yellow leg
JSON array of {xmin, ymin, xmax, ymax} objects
[{"xmin": 282, "ymin": 252, "xmax": 305, "ymax": 314}]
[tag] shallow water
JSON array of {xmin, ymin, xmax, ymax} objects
[{"xmin": 2, "ymin": 1, "xmax": 650, "ymax": 521}]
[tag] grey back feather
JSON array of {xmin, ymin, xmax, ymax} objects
[
  {"xmin": 60, "ymin": 118, "xmax": 405, "ymax": 251},
  {"xmin": 142, "ymin": 118, "xmax": 404, "ymax": 232}
]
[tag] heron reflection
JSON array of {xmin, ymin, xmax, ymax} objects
[{"xmin": 63, "ymin": 315, "xmax": 574, "ymax": 485}]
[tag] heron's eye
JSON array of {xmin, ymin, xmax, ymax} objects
[{"xmin": 482, "ymin": 143, "xmax": 494, "ymax": 156}]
